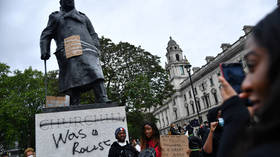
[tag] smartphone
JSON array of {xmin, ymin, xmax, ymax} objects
[{"xmin": 219, "ymin": 63, "xmax": 245, "ymax": 93}]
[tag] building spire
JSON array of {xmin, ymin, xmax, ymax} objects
[{"xmin": 165, "ymin": 37, "xmax": 189, "ymax": 88}]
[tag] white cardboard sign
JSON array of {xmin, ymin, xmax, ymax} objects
[{"xmin": 36, "ymin": 106, "xmax": 128, "ymax": 157}]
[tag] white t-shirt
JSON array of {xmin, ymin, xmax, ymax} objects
[{"xmin": 118, "ymin": 141, "xmax": 127, "ymax": 147}]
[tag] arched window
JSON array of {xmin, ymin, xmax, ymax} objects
[
  {"xmin": 195, "ymin": 97, "xmax": 201, "ymax": 111},
  {"xmin": 211, "ymin": 88, "xmax": 219, "ymax": 105},
  {"xmin": 209, "ymin": 76, "xmax": 214, "ymax": 86},
  {"xmin": 166, "ymin": 116, "xmax": 169, "ymax": 125},
  {"xmin": 174, "ymin": 109, "xmax": 178, "ymax": 120},
  {"xmin": 190, "ymin": 100, "xmax": 195, "ymax": 114},
  {"xmin": 184, "ymin": 103, "xmax": 190, "ymax": 116},
  {"xmin": 176, "ymin": 54, "xmax": 180, "ymax": 61},
  {"xmin": 202, "ymin": 93, "xmax": 211, "ymax": 108},
  {"xmin": 180, "ymin": 65, "xmax": 185, "ymax": 75},
  {"xmin": 158, "ymin": 116, "xmax": 161, "ymax": 128}
]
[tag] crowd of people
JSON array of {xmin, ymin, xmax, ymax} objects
[
  {"xmin": 1, "ymin": 4, "xmax": 280, "ymax": 157},
  {"xmin": 107, "ymin": 116, "xmax": 214, "ymax": 157}
]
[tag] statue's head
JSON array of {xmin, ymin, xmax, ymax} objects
[{"xmin": 60, "ymin": 0, "xmax": 75, "ymax": 12}]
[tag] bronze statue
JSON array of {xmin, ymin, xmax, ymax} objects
[{"xmin": 40, "ymin": 0, "xmax": 110, "ymax": 105}]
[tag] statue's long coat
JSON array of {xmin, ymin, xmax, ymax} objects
[{"xmin": 40, "ymin": 9, "xmax": 104, "ymax": 94}]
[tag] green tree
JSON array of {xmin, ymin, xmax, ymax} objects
[
  {"xmin": 99, "ymin": 37, "xmax": 174, "ymax": 138},
  {"xmin": 46, "ymin": 70, "xmax": 60, "ymax": 96},
  {"xmin": 99, "ymin": 37, "xmax": 173, "ymax": 110},
  {"xmin": 126, "ymin": 111, "xmax": 157, "ymax": 140},
  {"xmin": 0, "ymin": 63, "xmax": 10, "ymax": 149},
  {"xmin": 0, "ymin": 63, "xmax": 45, "ymax": 150}
]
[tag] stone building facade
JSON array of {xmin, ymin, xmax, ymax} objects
[{"xmin": 153, "ymin": 26, "xmax": 253, "ymax": 135}]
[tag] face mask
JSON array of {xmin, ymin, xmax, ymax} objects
[
  {"xmin": 28, "ymin": 155, "xmax": 33, "ymax": 157},
  {"xmin": 218, "ymin": 118, "xmax": 224, "ymax": 127}
]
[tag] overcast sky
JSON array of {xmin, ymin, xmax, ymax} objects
[{"xmin": 0, "ymin": 0, "xmax": 277, "ymax": 73}]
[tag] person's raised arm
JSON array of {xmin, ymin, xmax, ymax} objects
[
  {"xmin": 203, "ymin": 122, "xmax": 218, "ymax": 154},
  {"xmin": 217, "ymin": 76, "xmax": 251, "ymax": 157}
]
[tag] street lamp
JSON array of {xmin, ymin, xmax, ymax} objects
[{"xmin": 185, "ymin": 61, "xmax": 201, "ymax": 125}]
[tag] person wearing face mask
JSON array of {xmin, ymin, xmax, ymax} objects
[
  {"xmin": 24, "ymin": 148, "xmax": 35, "ymax": 157},
  {"xmin": 40, "ymin": 0, "xmax": 111, "ymax": 105},
  {"xmin": 217, "ymin": 6, "xmax": 280, "ymax": 157},
  {"xmin": 202, "ymin": 106, "xmax": 223, "ymax": 157},
  {"xmin": 108, "ymin": 127, "xmax": 138, "ymax": 157},
  {"xmin": 139, "ymin": 122, "xmax": 161, "ymax": 157}
]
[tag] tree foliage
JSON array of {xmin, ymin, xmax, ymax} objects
[
  {"xmin": 126, "ymin": 111, "xmax": 157, "ymax": 140},
  {"xmin": 99, "ymin": 37, "xmax": 173, "ymax": 112},
  {"xmin": 46, "ymin": 70, "xmax": 60, "ymax": 96},
  {"xmin": 0, "ymin": 63, "xmax": 45, "ymax": 150},
  {"xmin": 99, "ymin": 37, "xmax": 174, "ymax": 138},
  {"xmin": 0, "ymin": 63, "xmax": 62, "ymax": 151}
]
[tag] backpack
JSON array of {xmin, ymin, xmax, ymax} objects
[
  {"xmin": 118, "ymin": 143, "xmax": 138, "ymax": 157},
  {"xmin": 122, "ymin": 148, "xmax": 137, "ymax": 157},
  {"xmin": 138, "ymin": 143, "xmax": 158, "ymax": 157}
]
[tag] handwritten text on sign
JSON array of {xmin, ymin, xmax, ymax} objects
[
  {"xmin": 64, "ymin": 35, "xmax": 83, "ymax": 59},
  {"xmin": 36, "ymin": 106, "xmax": 128, "ymax": 157},
  {"xmin": 160, "ymin": 135, "xmax": 189, "ymax": 157}
]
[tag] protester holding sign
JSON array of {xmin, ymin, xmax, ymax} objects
[
  {"xmin": 160, "ymin": 135, "xmax": 190, "ymax": 157},
  {"xmin": 139, "ymin": 122, "xmax": 161, "ymax": 157}
]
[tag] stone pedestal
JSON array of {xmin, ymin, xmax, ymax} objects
[
  {"xmin": 36, "ymin": 103, "xmax": 128, "ymax": 157},
  {"xmin": 42, "ymin": 102, "xmax": 118, "ymax": 113}
]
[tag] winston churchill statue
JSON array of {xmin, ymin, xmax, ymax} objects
[{"xmin": 40, "ymin": 0, "xmax": 110, "ymax": 105}]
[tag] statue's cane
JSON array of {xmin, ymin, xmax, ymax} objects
[{"xmin": 44, "ymin": 59, "xmax": 48, "ymax": 107}]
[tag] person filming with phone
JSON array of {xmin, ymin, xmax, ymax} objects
[{"xmin": 217, "ymin": 6, "xmax": 280, "ymax": 157}]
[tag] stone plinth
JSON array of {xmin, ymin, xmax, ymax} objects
[
  {"xmin": 42, "ymin": 102, "xmax": 118, "ymax": 113},
  {"xmin": 36, "ymin": 104, "xmax": 128, "ymax": 157}
]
